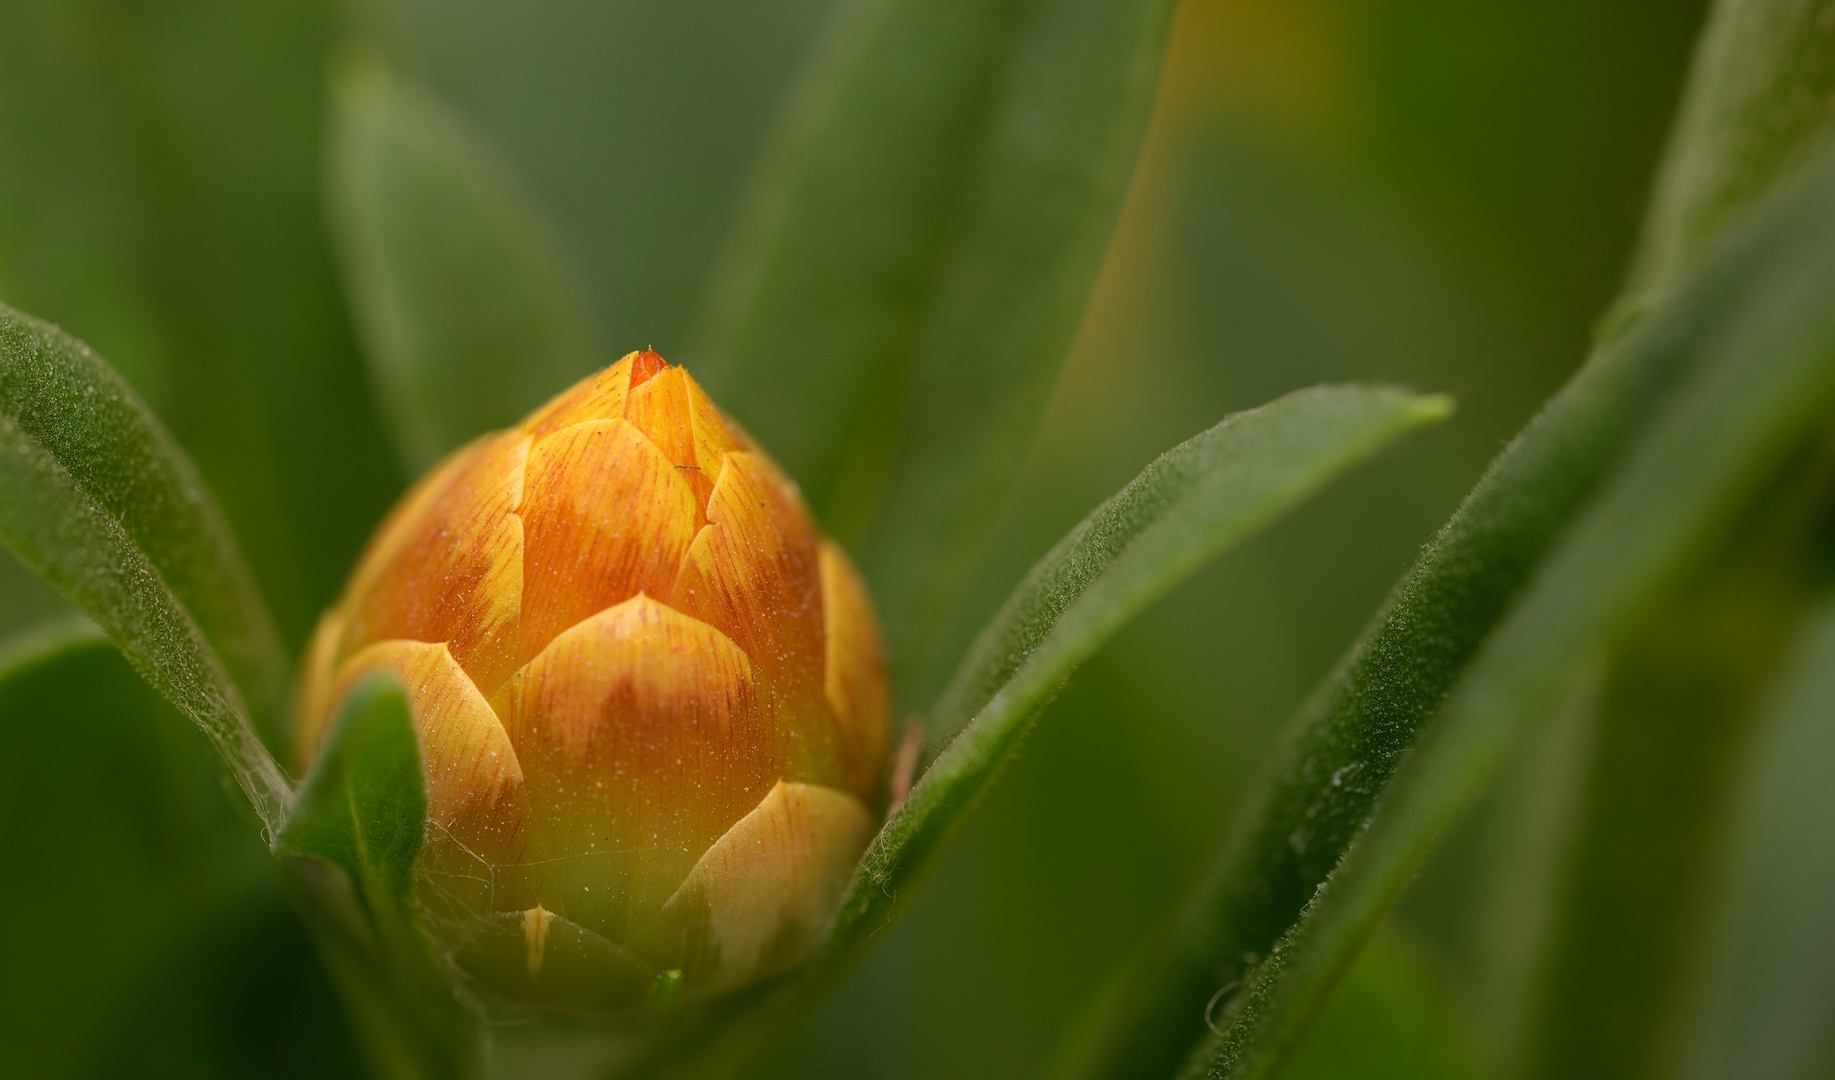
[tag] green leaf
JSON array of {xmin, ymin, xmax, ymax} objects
[
  {"xmin": 275, "ymin": 672, "xmax": 473, "ymax": 1079},
  {"xmin": 275, "ymin": 672, "xmax": 425, "ymax": 903},
  {"xmin": 326, "ymin": 50, "xmax": 602, "ymax": 474},
  {"xmin": 1675, "ymin": 596, "xmax": 1835, "ymax": 1080},
  {"xmin": 1057, "ymin": 3, "xmax": 1835, "ymax": 1076},
  {"xmin": 1276, "ymin": 930, "xmax": 1482, "ymax": 1080},
  {"xmin": 0, "ymin": 618, "xmax": 371, "ymax": 1078},
  {"xmin": 928, "ymin": 384, "xmax": 1454, "ymax": 740},
  {"xmin": 626, "ymin": 383, "xmax": 1447, "ymax": 1078},
  {"xmin": 694, "ymin": 0, "xmax": 1180, "ymax": 700},
  {"xmin": 1519, "ymin": 474, "xmax": 1820, "ymax": 1080},
  {"xmin": 0, "ymin": 304, "xmax": 291, "ymax": 832},
  {"xmin": 1182, "ymin": 134, "xmax": 1835, "ymax": 1080},
  {"xmin": 0, "ymin": 0, "xmax": 402, "ymax": 647},
  {"xmin": 1630, "ymin": 0, "xmax": 1835, "ymax": 299},
  {"xmin": 839, "ymin": 386, "xmax": 1447, "ymax": 968}
]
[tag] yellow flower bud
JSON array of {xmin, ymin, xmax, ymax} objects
[{"xmin": 295, "ymin": 350, "xmax": 889, "ymax": 1008}]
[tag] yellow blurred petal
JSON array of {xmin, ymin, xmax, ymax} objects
[
  {"xmin": 820, "ymin": 541, "xmax": 891, "ymax": 796},
  {"xmin": 508, "ymin": 594, "xmax": 783, "ymax": 940},
  {"xmin": 633, "ymin": 781, "xmax": 871, "ymax": 996},
  {"xmin": 342, "ymin": 432, "xmax": 530, "ymax": 697},
  {"xmin": 519, "ymin": 419, "xmax": 697, "ymax": 664}
]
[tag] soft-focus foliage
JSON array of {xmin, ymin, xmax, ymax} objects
[
  {"xmin": 1179, "ymin": 131, "xmax": 1835, "ymax": 1080},
  {"xmin": 696, "ymin": 0, "xmax": 1182, "ymax": 705},
  {"xmin": 0, "ymin": 621, "xmax": 363, "ymax": 1079},
  {"xmin": 326, "ymin": 53, "xmax": 602, "ymax": 473}
]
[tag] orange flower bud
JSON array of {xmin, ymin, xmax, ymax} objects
[{"xmin": 295, "ymin": 350, "xmax": 889, "ymax": 1008}]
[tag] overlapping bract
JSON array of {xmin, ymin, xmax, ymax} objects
[{"xmin": 295, "ymin": 350, "xmax": 889, "ymax": 1007}]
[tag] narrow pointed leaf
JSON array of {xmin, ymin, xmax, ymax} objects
[
  {"xmin": 629, "ymin": 384, "xmax": 1447, "ymax": 1078},
  {"xmin": 929, "ymin": 384, "xmax": 1453, "ymax": 740},
  {"xmin": 1055, "ymin": 48, "xmax": 1835, "ymax": 1080},
  {"xmin": 695, "ymin": 0, "xmax": 1179, "ymax": 699},
  {"xmin": 327, "ymin": 52, "xmax": 602, "ymax": 473},
  {"xmin": 842, "ymin": 385, "xmax": 1449, "ymax": 949},
  {"xmin": 1185, "ymin": 137, "xmax": 1835, "ymax": 1080},
  {"xmin": 0, "ymin": 305, "xmax": 290, "ymax": 831}
]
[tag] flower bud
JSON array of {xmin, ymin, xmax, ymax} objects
[{"xmin": 295, "ymin": 350, "xmax": 889, "ymax": 1009}]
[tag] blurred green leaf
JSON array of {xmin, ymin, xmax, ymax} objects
[
  {"xmin": 1180, "ymin": 136, "xmax": 1835, "ymax": 1080},
  {"xmin": 837, "ymin": 386, "xmax": 1448, "ymax": 977},
  {"xmin": 0, "ymin": 304, "xmax": 290, "ymax": 831},
  {"xmin": 1050, "ymin": 18, "xmax": 1835, "ymax": 1079},
  {"xmin": 1676, "ymin": 595, "xmax": 1835, "ymax": 1080},
  {"xmin": 1631, "ymin": 0, "xmax": 1835, "ymax": 299},
  {"xmin": 1277, "ymin": 930, "xmax": 1481, "ymax": 1080},
  {"xmin": 628, "ymin": 383, "xmax": 1446, "ymax": 1078},
  {"xmin": 0, "ymin": 0, "xmax": 401, "ymax": 646},
  {"xmin": 276, "ymin": 673, "xmax": 473, "ymax": 1079},
  {"xmin": 326, "ymin": 50, "xmax": 602, "ymax": 473},
  {"xmin": 695, "ymin": 0, "xmax": 1179, "ymax": 701},
  {"xmin": 1520, "ymin": 471, "xmax": 1822, "ymax": 1080},
  {"xmin": 0, "ymin": 619, "xmax": 370, "ymax": 1080}
]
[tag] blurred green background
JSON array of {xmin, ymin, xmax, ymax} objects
[{"xmin": 0, "ymin": 0, "xmax": 1711, "ymax": 1076}]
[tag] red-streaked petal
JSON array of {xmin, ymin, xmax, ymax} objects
[
  {"xmin": 623, "ymin": 366, "xmax": 714, "ymax": 521},
  {"xmin": 523, "ymin": 351, "xmax": 636, "ymax": 437}
]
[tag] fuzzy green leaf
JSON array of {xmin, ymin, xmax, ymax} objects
[
  {"xmin": 695, "ymin": 0, "xmax": 1180, "ymax": 702},
  {"xmin": 275, "ymin": 674, "xmax": 477, "ymax": 1078},
  {"xmin": 0, "ymin": 304, "xmax": 291, "ymax": 832},
  {"xmin": 1183, "ymin": 135, "xmax": 1835, "ymax": 1080},
  {"xmin": 841, "ymin": 386, "xmax": 1449, "ymax": 953},
  {"xmin": 627, "ymin": 383, "xmax": 1447, "ymax": 1078},
  {"xmin": 276, "ymin": 673, "xmax": 425, "ymax": 905},
  {"xmin": 928, "ymin": 384, "xmax": 1453, "ymax": 740},
  {"xmin": 327, "ymin": 52, "xmax": 602, "ymax": 474},
  {"xmin": 1057, "ymin": 2, "xmax": 1835, "ymax": 1075}
]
